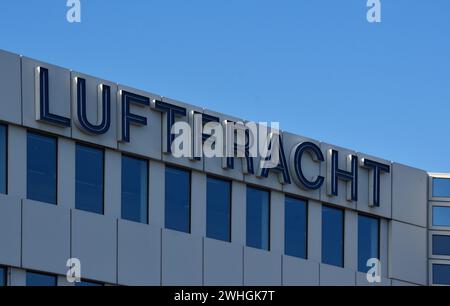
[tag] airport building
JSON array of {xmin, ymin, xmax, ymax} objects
[{"xmin": 0, "ymin": 49, "xmax": 449, "ymax": 286}]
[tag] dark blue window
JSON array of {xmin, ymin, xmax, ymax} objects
[
  {"xmin": 322, "ymin": 205, "xmax": 344, "ymax": 267},
  {"xmin": 0, "ymin": 266, "xmax": 6, "ymax": 286},
  {"xmin": 26, "ymin": 271, "xmax": 56, "ymax": 286},
  {"xmin": 246, "ymin": 187, "xmax": 270, "ymax": 251},
  {"xmin": 432, "ymin": 235, "xmax": 450, "ymax": 256},
  {"xmin": 122, "ymin": 155, "xmax": 148, "ymax": 224},
  {"xmin": 0, "ymin": 125, "xmax": 6, "ymax": 195},
  {"xmin": 433, "ymin": 206, "xmax": 450, "ymax": 227},
  {"xmin": 27, "ymin": 132, "xmax": 57, "ymax": 205},
  {"xmin": 433, "ymin": 178, "xmax": 450, "ymax": 198},
  {"xmin": 206, "ymin": 177, "xmax": 231, "ymax": 242},
  {"xmin": 285, "ymin": 197, "xmax": 307, "ymax": 259},
  {"xmin": 165, "ymin": 166, "xmax": 191, "ymax": 233},
  {"xmin": 433, "ymin": 264, "xmax": 450, "ymax": 285},
  {"xmin": 358, "ymin": 215, "xmax": 380, "ymax": 273},
  {"xmin": 75, "ymin": 144, "xmax": 104, "ymax": 214},
  {"xmin": 76, "ymin": 280, "xmax": 104, "ymax": 286}
]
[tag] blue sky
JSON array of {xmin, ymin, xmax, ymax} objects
[{"xmin": 0, "ymin": 0, "xmax": 449, "ymax": 172}]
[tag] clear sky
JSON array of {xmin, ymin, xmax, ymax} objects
[{"xmin": 0, "ymin": 0, "xmax": 449, "ymax": 172}]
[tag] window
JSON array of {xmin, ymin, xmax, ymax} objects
[
  {"xmin": 206, "ymin": 177, "xmax": 231, "ymax": 242},
  {"xmin": 121, "ymin": 155, "xmax": 148, "ymax": 224},
  {"xmin": 76, "ymin": 144, "xmax": 104, "ymax": 214},
  {"xmin": 433, "ymin": 206, "xmax": 450, "ymax": 227},
  {"xmin": 165, "ymin": 166, "xmax": 191, "ymax": 233},
  {"xmin": 285, "ymin": 197, "xmax": 307, "ymax": 259},
  {"xmin": 75, "ymin": 280, "xmax": 104, "ymax": 286},
  {"xmin": 246, "ymin": 187, "xmax": 270, "ymax": 251},
  {"xmin": 358, "ymin": 215, "xmax": 380, "ymax": 273},
  {"xmin": 26, "ymin": 271, "xmax": 56, "ymax": 286},
  {"xmin": 433, "ymin": 264, "xmax": 450, "ymax": 285},
  {"xmin": 322, "ymin": 205, "xmax": 344, "ymax": 267},
  {"xmin": 27, "ymin": 132, "xmax": 57, "ymax": 205},
  {"xmin": 432, "ymin": 235, "xmax": 450, "ymax": 256},
  {"xmin": 0, "ymin": 266, "xmax": 6, "ymax": 286},
  {"xmin": 433, "ymin": 178, "xmax": 450, "ymax": 198},
  {"xmin": 0, "ymin": 125, "xmax": 6, "ymax": 194}
]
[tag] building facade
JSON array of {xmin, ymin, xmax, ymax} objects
[{"xmin": 0, "ymin": 49, "xmax": 449, "ymax": 286}]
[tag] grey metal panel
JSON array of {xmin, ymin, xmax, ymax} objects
[
  {"xmin": 0, "ymin": 50, "xmax": 22, "ymax": 125},
  {"xmin": 356, "ymin": 272, "xmax": 391, "ymax": 286},
  {"xmin": 191, "ymin": 171, "xmax": 207, "ymax": 236},
  {"xmin": 117, "ymin": 220, "xmax": 161, "ymax": 286},
  {"xmin": 7, "ymin": 126, "xmax": 26, "ymax": 199},
  {"xmin": 319, "ymin": 264, "xmax": 356, "ymax": 286},
  {"xmin": 21, "ymin": 57, "xmax": 72, "ymax": 137},
  {"xmin": 357, "ymin": 153, "xmax": 392, "ymax": 219},
  {"xmin": 344, "ymin": 210, "xmax": 357, "ymax": 271},
  {"xmin": 22, "ymin": 200, "xmax": 71, "ymax": 275},
  {"xmin": 104, "ymin": 150, "xmax": 121, "ymax": 219},
  {"xmin": 270, "ymin": 191, "xmax": 284, "ymax": 254},
  {"xmin": 203, "ymin": 238, "xmax": 243, "ymax": 286},
  {"xmin": 58, "ymin": 138, "xmax": 75, "ymax": 209},
  {"xmin": 161, "ymin": 229, "xmax": 203, "ymax": 285},
  {"xmin": 231, "ymin": 181, "xmax": 246, "ymax": 245},
  {"xmin": 282, "ymin": 132, "xmax": 322, "ymax": 201},
  {"xmin": 0, "ymin": 195, "xmax": 21, "ymax": 267},
  {"xmin": 282, "ymin": 256, "xmax": 319, "ymax": 286},
  {"xmin": 117, "ymin": 85, "xmax": 162, "ymax": 161},
  {"xmin": 392, "ymin": 163, "xmax": 427, "ymax": 227},
  {"xmin": 9, "ymin": 268, "xmax": 26, "ymax": 286},
  {"xmin": 389, "ymin": 220, "xmax": 427, "ymax": 285},
  {"xmin": 308, "ymin": 200, "xmax": 322, "ymax": 262},
  {"xmin": 71, "ymin": 210, "xmax": 117, "ymax": 284},
  {"xmin": 149, "ymin": 160, "xmax": 165, "ymax": 228},
  {"xmin": 391, "ymin": 279, "xmax": 419, "ymax": 286},
  {"xmin": 244, "ymin": 247, "xmax": 282, "ymax": 286}
]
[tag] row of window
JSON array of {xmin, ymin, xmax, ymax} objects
[
  {"xmin": 0, "ymin": 267, "xmax": 103, "ymax": 286},
  {"xmin": 0, "ymin": 126, "xmax": 381, "ymax": 272}
]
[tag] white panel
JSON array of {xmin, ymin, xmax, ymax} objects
[
  {"xmin": 0, "ymin": 50, "xmax": 22, "ymax": 125},
  {"xmin": 21, "ymin": 57, "xmax": 71, "ymax": 137}
]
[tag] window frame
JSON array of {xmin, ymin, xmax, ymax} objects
[
  {"xmin": 0, "ymin": 266, "xmax": 7, "ymax": 287},
  {"xmin": 121, "ymin": 153, "xmax": 149, "ymax": 224},
  {"xmin": 284, "ymin": 194, "xmax": 308, "ymax": 259},
  {"xmin": 164, "ymin": 164, "xmax": 192, "ymax": 234},
  {"xmin": 429, "ymin": 231, "xmax": 450, "ymax": 260},
  {"xmin": 429, "ymin": 174, "xmax": 450, "ymax": 202},
  {"xmin": 357, "ymin": 213, "xmax": 381, "ymax": 273},
  {"xmin": 321, "ymin": 204, "xmax": 345, "ymax": 268},
  {"xmin": 75, "ymin": 142, "xmax": 105, "ymax": 215},
  {"xmin": 429, "ymin": 202, "xmax": 450, "ymax": 231},
  {"xmin": 245, "ymin": 184, "xmax": 271, "ymax": 252},
  {"xmin": 26, "ymin": 129, "xmax": 59, "ymax": 205},
  {"xmin": 429, "ymin": 260, "xmax": 450, "ymax": 286},
  {"xmin": 206, "ymin": 175, "xmax": 232, "ymax": 243},
  {"xmin": 0, "ymin": 123, "xmax": 8, "ymax": 195}
]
